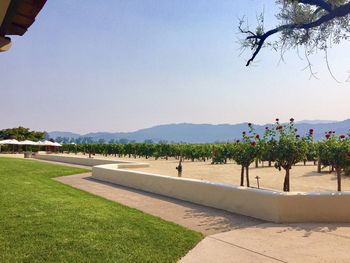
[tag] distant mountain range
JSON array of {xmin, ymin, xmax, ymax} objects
[
  {"xmin": 49, "ymin": 119, "xmax": 350, "ymax": 143},
  {"xmin": 296, "ymin": 120, "xmax": 337, "ymax": 124}
]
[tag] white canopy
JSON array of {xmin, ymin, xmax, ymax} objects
[
  {"xmin": 37, "ymin": 140, "xmax": 53, "ymax": 146},
  {"xmin": 0, "ymin": 139, "xmax": 61, "ymax": 148},
  {"xmin": 0, "ymin": 139, "xmax": 19, "ymax": 145},
  {"xmin": 37, "ymin": 140, "xmax": 62, "ymax": 147},
  {"xmin": 18, "ymin": 140, "xmax": 38, "ymax": 146}
]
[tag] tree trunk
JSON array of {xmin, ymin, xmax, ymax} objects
[
  {"xmin": 283, "ymin": 168, "xmax": 290, "ymax": 192},
  {"xmin": 317, "ymin": 157, "xmax": 321, "ymax": 173},
  {"xmin": 246, "ymin": 166, "xmax": 250, "ymax": 187},
  {"xmin": 268, "ymin": 160, "xmax": 272, "ymax": 167},
  {"xmin": 336, "ymin": 168, "xmax": 342, "ymax": 192},
  {"xmin": 176, "ymin": 156, "xmax": 183, "ymax": 177},
  {"xmin": 240, "ymin": 166, "xmax": 244, "ymax": 186},
  {"xmin": 255, "ymin": 159, "xmax": 258, "ymax": 168}
]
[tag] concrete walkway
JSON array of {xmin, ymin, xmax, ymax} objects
[
  {"xmin": 56, "ymin": 173, "xmax": 350, "ymax": 262},
  {"xmin": 181, "ymin": 223, "xmax": 350, "ymax": 262}
]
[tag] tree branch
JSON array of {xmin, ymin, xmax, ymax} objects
[{"xmin": 244, "ymin": 2, "xmax": 350, "ymax": 66}]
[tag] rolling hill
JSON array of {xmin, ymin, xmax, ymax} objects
[{"xmin": 49, "ymin": 119, "xmax": 350, "ymax": 143}]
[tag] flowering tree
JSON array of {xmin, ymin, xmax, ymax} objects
[
  {"xmin": 318, "ymin": 132, "xmax": 350, "ymax": 191},
  {"xmin": 318, "ymin": 131, "xmax": 337, "ymax": 172},
  {"xmin": 259, "ymin": 126, "xmax": 277, "ymax": 167},
  {"xmin": 303, "ymin": 129, "xmax": 318, "ymax": 165},
  {"xmin": 233, "ymin": 124, "xmax": 259, "ymax": 187},
  {"xmin": 273, "ymin": 118, "xmax": 308, "ymax": 192}
]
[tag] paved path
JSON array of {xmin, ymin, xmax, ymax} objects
[
  {"xmin": 56, "ymin": 173, "xmax": 350, "ymax": 263},
  {"xmin": 180, "ymin": 223, "xmax": 350, "ymax": 262}
]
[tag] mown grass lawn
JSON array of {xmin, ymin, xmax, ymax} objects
[{"xmin": 0, "ymin": 157, "xmax": 202, "ymax": 262}]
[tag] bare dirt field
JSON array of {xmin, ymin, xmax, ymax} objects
[
  {"xmin": 62, "ymin": 153, "xmax": 350, "ymax": 192},
  {"xmin": 121, "ymin": 157, "xmax": 350, "ymax": 192}
]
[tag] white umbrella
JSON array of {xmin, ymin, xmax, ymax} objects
[
  {"xmin": 37, "ymin": 140, "xmax": 61, "ymax": 153},
  {"xmin": 18, "ymin": 140, "xmax": 38, "ymax": 152},
  {"xmin": 18, "ymin": 140, "xmax": 38, "ymax": 146},
  {"xmin": 37, "ymin": 140, "xmax": 55, "ymax": 146},
  {"xmin": 0, "ymin": 139, "xmax": 19, "ymax": 153},
  {"xmin": 0, "ymin": 139, "xmax": 19, "ymax": 145}
]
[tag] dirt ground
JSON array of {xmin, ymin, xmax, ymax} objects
[{"xmin": 2, "ymin": 153, "xmax": 348, "ymax": 192}]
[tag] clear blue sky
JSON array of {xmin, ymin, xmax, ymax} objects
[{"xmin": 1, "ymin": 0, "xmax": 350, "ymax": 133}]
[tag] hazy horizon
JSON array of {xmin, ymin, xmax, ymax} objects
[
  {"xmin": 48, "ymin": 119, "xmax": 346, "ymax": 134},
  {"xmin": 1, "ymin": 0, "xmax": 350, "ymax": 134}
]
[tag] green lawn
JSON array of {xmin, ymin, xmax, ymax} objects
[{"xmin": 0, "ymin": 157, "xmax": 202, "ymax": 262}]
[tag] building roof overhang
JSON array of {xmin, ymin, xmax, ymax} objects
[{"xmin": 0, "ymin": 0, "xmax": 46, "ymax": 52}]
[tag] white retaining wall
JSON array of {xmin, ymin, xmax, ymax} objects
[
  {"xmin": 34, "ymin": 154, "xmax": 148, "ymax": 168},
  {"xmin": 92, "ymin": 164, "xmax": 350, "ymax": 223}
]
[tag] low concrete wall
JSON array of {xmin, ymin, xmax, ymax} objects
[
  {"xmin": 279, "ymin": 192, "xmax": 350, "ymax": 222},
  {"xmin": 34, "ymin": 154, "xmax": 148, "ymax": 168},
  {"xmin": 92, "ymin": 164, "xmax": 350, "ymax": 223}
]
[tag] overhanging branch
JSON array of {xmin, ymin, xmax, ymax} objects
[{"xmin": 244, "ymin": 1, "xmax": 350, "ymax": 66}]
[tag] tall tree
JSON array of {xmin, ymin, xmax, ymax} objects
[{"xmin": 0, "ymin": 127, "xmax": 45, "ymax": 141}]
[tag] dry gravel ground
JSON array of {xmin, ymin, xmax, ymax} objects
[{"xmin": 120, "ymin": 157, "xmax": 349, "ymax": 192}]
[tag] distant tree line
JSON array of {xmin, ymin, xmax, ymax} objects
[
  {"xmin": 0, "ymin": 127, "xmax": 46, "ymax": 141},
  {"xmin": 54, "ymin": 136, "xmax": 187, "ymax": 145},
  {"xmin": 54, "ymin": 136, "xmax": 142, "ymax": 145}
]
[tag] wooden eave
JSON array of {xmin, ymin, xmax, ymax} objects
[{"xmin": 0, "ymin": 0, "xmax": 46, "ymax": 36}]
